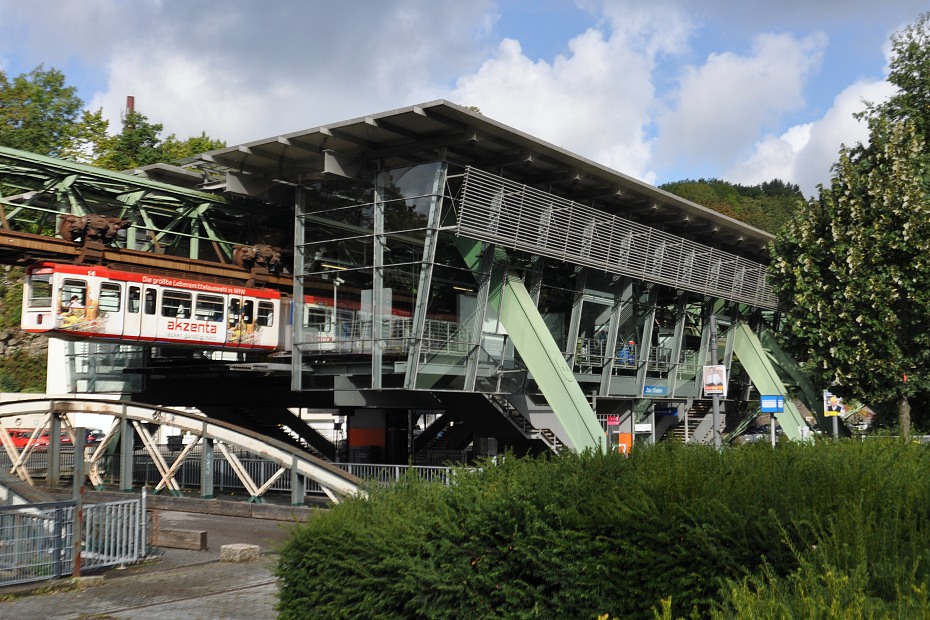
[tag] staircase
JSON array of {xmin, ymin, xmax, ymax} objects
[
  {"xmin": 665, "ymin": 399, "xmax": 721, "ymax": 444},
  {"xmin": 488, "ymin": 394, "xmax": 563, "ymax": 453}
]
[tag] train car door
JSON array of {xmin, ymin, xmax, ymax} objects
[
  {"xmin": 122, "ymin": 285, "xmax": 142, "ymax": 340},
  {"xmin": 94, "ymin": 281, "xmax": 126, "ymax": 339},
  {"xmin": 226, "ymin": 297, "xmax": 244, "ymax": 349},
  {"xmin": 139, "ymin": 287, "xmax": 159, "ymax": 342},
  {"xmin": 239, "ymin": 298, "xmax": 256, "ymax": 350},
  {"xmin": 253, "ymin": 300, "xmax": 277, "ymax": 350}
]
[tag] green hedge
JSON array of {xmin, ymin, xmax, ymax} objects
[{"xmin": 276, "ymin": 440, "xmax": 930, "ymax": 619}]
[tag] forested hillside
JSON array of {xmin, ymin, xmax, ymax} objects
[{"xmin": 660, "ymin": 178, "xmax": 805, "ymax": 234}]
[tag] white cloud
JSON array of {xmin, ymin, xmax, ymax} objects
[
  {"xmin": 726, "ymin": 79, "xmax": 896, "ymax": 195},
  {"xmin": 0, "ymin": 0, "xmax": 922, "ymax": 200},
  {"xmin": 655, "ymin": 31, "xmax": 827, "ymax": 173},
  {"xmin": 450, "ymin": 3, "xmax": 694, "ymax": 183},
  {"xmin": 43, "ymin": 1, "xmax": 498, "ymax": 144}
]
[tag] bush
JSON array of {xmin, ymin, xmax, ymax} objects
[{"xmin": 276, "ymin": 440, "xmax": 930, "ymax": 619}]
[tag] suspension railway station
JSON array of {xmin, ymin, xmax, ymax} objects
[{"xmin": 0, "ymin": 100, "xmax": 823, "ymax": 504}]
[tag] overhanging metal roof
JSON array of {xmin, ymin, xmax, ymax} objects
[{"xmin": 200, "ymin": 100, "xmax": 773, "ymax": 261}]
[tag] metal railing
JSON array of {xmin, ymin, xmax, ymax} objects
[
  {"xmin": 297, "ymin": 317, "xmax": 473, "ymax": 355},
  {"xmin": 457, "ymin": 166, "xmax": 777, "ymax": 309},
  {"xmin": 573, "ymin": 340, "xmax": 699, "ymax": 377},
  {"xmin": 130, "ymin": 446, "xmax": 454, "ymax": 496},
  {"xmin": 0, "ymin": 496, "xmax": 146, "ymax": 587},
  {"xmin": 82, "ymin": 496, "xmax": 146, "ymax": 571},
  {"xmin": 0, "ymin": 500, "xmax": 74, "ymax": 586}
]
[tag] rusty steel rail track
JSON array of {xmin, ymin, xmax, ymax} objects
[{"xmin": 0, "ymin": 229, "xmax": 293, "ymax": 289}]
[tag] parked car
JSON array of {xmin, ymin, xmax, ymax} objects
[{"xmin": 6, "ymin": 428, "xmax": 72, "ymax": 449}]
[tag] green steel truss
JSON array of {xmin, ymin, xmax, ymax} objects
[
  {"xmin": 457, "ymin": 237, "xmax": 606, "ymax": 452},
  {"xmin": 0, "ymin": 145, "xmax": 289, "ymax": 262}
]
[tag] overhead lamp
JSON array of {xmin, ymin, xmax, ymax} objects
[{"xmin": 320, "ymin": 263, "xmax": 348, "ymax": 271}]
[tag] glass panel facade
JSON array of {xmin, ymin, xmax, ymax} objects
[{"xmin": 292, "ymin": 157, "xmax": 742, "ymax": 405}]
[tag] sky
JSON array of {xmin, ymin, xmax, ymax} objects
[{"xmin": 0, "ymin": 1, "xmax": 927, "ymax": 198}]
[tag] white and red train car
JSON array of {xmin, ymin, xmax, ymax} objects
[
  {"xmin": 22, "ymin": 262, "xmax": 286, "ymax": 351},
  {"xmin": 21, "ymin": 262, "xmax": 457, "ymax": 354}
]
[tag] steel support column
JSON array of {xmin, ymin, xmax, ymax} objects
[
  {"xmin": 565, "ymin": 268, "xmax": 587, "ymax": 369},
  {"xmin": 371, "ymin": 172, "xmax": 387, "ymax": 389},
  {"xmin": 201, "ymin": 433, "xmax": 215, "ymax": 499},
  {"xmin": 292, "ymin": 186, "xmax": 307, "ymax": 391},
  {"xmin": 667, "ymin": 290, "xmax": 689, "ymax": 398},
  {"xmin": 119, "ymin": 415, "xmax": 134, "ymax": 493},
  {"xmin": 404, "ymin": 163, "xmax": 447, "ymax": 389}
]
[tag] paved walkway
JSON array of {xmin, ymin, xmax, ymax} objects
[{"xmin": 0, "ymin": 509, "xmax": 306, "ymax": 619}]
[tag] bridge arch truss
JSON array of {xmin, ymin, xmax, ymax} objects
[{"xmin": 0, "ymin": 397, "xmax": 364, "ymax": 503}]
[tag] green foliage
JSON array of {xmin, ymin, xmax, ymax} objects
[
  {"xmin": 771, "ymin": 119, "xmax": 930, "ymax": 411},
  {"xmin": 770, "ymin": 14, "xmax": 930, "ymax": 433},
  {"xmin": 0, "ymin": 65, "xmax": 83, "ymax": 157},
  {"xmin": 0, "ymin": 350, "xmax": 46, "ymax": 392},
  {"xmin": 58, "ymin": 108, "xmax": 112, "ymax": 165},
  {"xmin": 275, "ymin": 442, "xmax": 930, "ymax": 619},
  {"xmin": 865, "ymin": 12, "xmax": 930, "ymax": 144},
  {"xmin": 659, "ymin": 178, "xmax": 804, "ymax": 233},
  {"xmin": 160, "ymin": 131, "xmax": 225, "ymax": 164},
  {"xmin": 93, "ymin": 110, "xmax": 164, "ymax": 170},
  {"xmin": 92, "ymin": 110, "xmax": 226, "ymax": 171},
  {"xmin": 0, "ymin": 63, "xmax": 225, "ymax": 170}
]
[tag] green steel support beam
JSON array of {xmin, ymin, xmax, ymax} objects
[
  {"xmin": 667, "ymin": 290, "xmax": 689, "ymax": 398},
  {"xmin": 598, "ymin": 277, "xmax": 626, "ymax": 397},
  {"xmin": 758, "ymin": 330, "xmax": 821, "ymax": 413},
  {"xmin": 457, "ymin": 237, "xmax": 606, "ymax": 452},
  {"xmin": 732, "ymin": 322, "xmax": 810, "ymax": 440}
]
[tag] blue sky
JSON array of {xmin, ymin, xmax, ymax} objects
[{"xmin": 0, "ymin": 0, "xmax": 927, "ymax": 197}]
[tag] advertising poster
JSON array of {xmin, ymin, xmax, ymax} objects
[
  {"xmin": 703, "ymin": 364, "xmax": 727, "ymax": 397},
  {"xmin": 823, "ymin": 392, "xmax": 845, "ymax": 417}
]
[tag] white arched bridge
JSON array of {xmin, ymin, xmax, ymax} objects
[{"xmin": 0, "ymin": 397, "xmax": 365, "ymax": 503}]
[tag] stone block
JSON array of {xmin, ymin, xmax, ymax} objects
[
  {"xmin": 220, "ymin": 543, "xmax": 260, "ymax": 563},
  {"xmin": 154, "ymin": 528, "xmax": 208, "ymax": 551}
]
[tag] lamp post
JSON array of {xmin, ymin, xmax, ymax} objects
[{"xmin": 332, "ymin": 276, "xmax": 344, "ymax": 349}]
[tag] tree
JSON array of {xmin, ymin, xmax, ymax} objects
[
  {"xmin": 770, "ymin": 121, "xmax": 930, "ymax": 438},
  {"xmin": 771, "ymin": 14, "xmax": 930, "ymax": 438},
  {"xmin": 92, "ymin": 111, "xmax": 226, "ymax": 171},
  {"xmin": 870, "ymin": 12, "xmax": 930, "ymax": 143},
  {"xmin": 0, "ymin": 65, "xmax": 83, "ymax": 157},
  {"xmin": 160, "ymin": 132, "xmax": 225, "ymax": 164},
  {"xmin": 93, "ymin": 109, "xmax": 165, "ymax": 171},
  {"xmin": 59, "ymin": 108, "xmax": 111, "ymax": 165},
  {"xmin": 660, "ymin": 178, "xmax": 804, "ymax": 233}
]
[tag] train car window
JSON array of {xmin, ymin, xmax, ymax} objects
[
  {"xmin": 28, "ymin": 273, "xmax": 52, "ymax": 308},
  {"xmin": 256, "ymin": 301, "xmax": 274, "ymax": 327},
  {"xmin": 144, "ymin": 289, "xmax": 157, "ymax": 315},
  {"xmin": 128, "ymin": 286, "xmax": 141, "ymax": 314},
  {"xmin": 228, "ymin": 298, "xmax": 241, "ymax": 324},
  {"xmin": 195, "ymin": 294, "xmax": 224, "ymax": 322},
  {"xmin": 242, "ymin": 300, "xmax": 254, "ymax": 324},
  {"xmin": 303, "ymin": 306, "xmax": 328, "ymax": 328},
  {"xmin": 60, "ymin": 279, "xmax": 87, "ymax": 312},
  {"xmin": 162, "ymin": 290, "xmax": 192, "ymax": 318},
  {"xmin": 99, "ymin": 283, "xmax": 121, "ymax": 313}
]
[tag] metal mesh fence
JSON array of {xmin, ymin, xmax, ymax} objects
[
  {"xmin": 0, "ymin": 501, "xmax": 74, "ymax": 587},
  {"xmin": 457, "ymin": 166, "xmax": 778, "ymax": 309}
]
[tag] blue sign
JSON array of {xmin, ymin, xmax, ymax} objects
[
  {"xmin": 644, "ymin": 385, "xmax": 669, "ymax": 396},
  {"xmin": 760, "ymin": 395, "xmax": 784, "ymax": 413}
]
